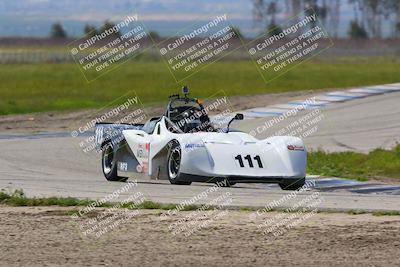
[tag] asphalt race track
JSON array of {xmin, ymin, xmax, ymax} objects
[{"xmin": 1, "ymin": 89, "xmax": 400, "ymax": 213}]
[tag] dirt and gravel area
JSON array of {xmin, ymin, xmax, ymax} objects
[{"xmin": 1, "ymin": 206, "xmax": 399, "ymax": 266}]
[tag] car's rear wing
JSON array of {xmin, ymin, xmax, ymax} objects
[{"xmin": 95, "ymin": 122, "xmax": 144, "ymax": 150}]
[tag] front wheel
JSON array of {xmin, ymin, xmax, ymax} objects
[
  {"xmin": 279, "ymin": 177, "xmax": 305, "ymax": 190},
  {"xmin": 167, "ymin": 142, "xmax": 191, "ymax": 185},
  {"xmin": 101, "ymin": 142, "xmax": 128, "ymax": 182}
]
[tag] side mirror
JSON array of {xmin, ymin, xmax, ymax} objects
[
  {"xmin": 227, "ymin": 113, "xmax": 244, "ymax": 132},
  {"xmin": 234, "ymin": 113, "xmax": 244, "ymax": 120}
]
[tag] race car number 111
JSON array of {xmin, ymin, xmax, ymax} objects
[{"xmin": 234, "ymin": 154, "xmax": 263, "ymax": 168}]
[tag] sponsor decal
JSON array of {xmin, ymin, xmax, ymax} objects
[
  {"xmin": 137, "ymin": 143, "xmax": 150, "ymax": 158},
  {"xmin": 185, "ymin": 143, "xmax": 206, "ymax": 150},
  {"xmin": 118, "ymin": 162, "xmax": 128, "ymax": 171},
  {"xmin": 287, "ymin": 144, "xmax": 304, "ymax": 151}
]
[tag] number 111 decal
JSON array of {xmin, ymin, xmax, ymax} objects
[{"xmin": 234, "ymin": 154, "xmax": 263, "ymax": 168}]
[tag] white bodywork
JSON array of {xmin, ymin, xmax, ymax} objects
[{"xmin": 121, "ymin": 117, "xmax": 306, "ymax": 182}]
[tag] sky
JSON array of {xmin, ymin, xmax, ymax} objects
[{"xmin": 0, "ymin": 0, "xmax": 395, "ymax": 38}]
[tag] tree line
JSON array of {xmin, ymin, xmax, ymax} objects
[
  {"xmin": 50, "ymin": 21, "xmax": 160, "ymax": 39},
  {"xmin": 252, "ymin": 0, "xmax": 400, "ymax": 39},
  {"xmin": 50, "ymin": 21, "xmax": 122, "ymax": 39},
  {"xmin": 50, "ymin": 0, "xmax": 400, "ymax": 40}
]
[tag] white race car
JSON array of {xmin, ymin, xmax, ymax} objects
[{"xmin": 95, "ymin": 88, "xmax": 307, "ymax": 190}]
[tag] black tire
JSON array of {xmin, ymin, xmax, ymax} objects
[
  {"xmin": 101, "ymin": 142, "xmax": 128, "ymax": 182},
  {"xmin": 279, "ymin": 177, "xmax": 305, "ymax": 190},
  {"xmin": 167, "ymin": 141, "xmax": 191, "ymax": 185}
]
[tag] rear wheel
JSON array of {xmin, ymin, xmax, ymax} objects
[
  {"xmin": 101, "ymin": 142, "xmax": 128, "ymax": 182},
  {"xmin": 167, "ymin": 142, "xmax": 191, "ymax": 185},
  {"xmin": 279, "ymin": 177, "xmax": 305, "ymax": 190}
]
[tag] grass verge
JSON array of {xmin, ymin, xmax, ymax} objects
[
  {"xmin": 1, "ymin": 190, "xmax": 400, "ymax": 216},
  {"xmin": 307, "ymin": 145, "xmax": 400, "ymax": 181},
  {"xmin": 1, "ymin": 59, "xmax": 400, "ymax": 115},
  {"xmin": 0, "ymin": 189, "xmax": 202, "ymax": 211},
  {"xmin": 0, "ymin": 189, "xmax": 103, "ymax": 207}
]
